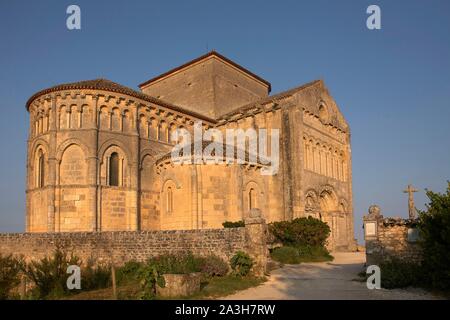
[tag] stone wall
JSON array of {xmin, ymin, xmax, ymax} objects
[
  {"xmin": 363, "ymin": 205, "xmax": 422, "ymax": 265},
  {"xmin": 0, "ymin": 229, "xmax": 243, "ymax": 264},
  {"xmin": 0, "ymin": 216, "xmax": 268, "ymax": 275}
]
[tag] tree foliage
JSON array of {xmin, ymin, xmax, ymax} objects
[{"xmin": 418, "ymin": 181, "xmax": 450, "ymax": 291}]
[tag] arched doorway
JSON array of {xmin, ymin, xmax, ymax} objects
[{"xmin": 319, "ymin": 188, "xmax": 339, "ymax": 250}]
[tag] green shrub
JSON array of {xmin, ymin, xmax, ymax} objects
[
  {"xmin": 23, "ymin": 248, "xmax": 81, "ymax": 299},
  {"xmin": 82, "ymin": 259, "xmax": 111, "ymax": 291},
  {"xmin": 379, "ymin": 259, "xmax": 422, "ymax": 289},
  {"xmin": 0, "ymin": 254, "xmax": 24, "ymax": 300},
  {"xmin": 137, "ymin": 264, "xmax": 165, "ymax": 300},
  {"xmin": 270, "ymin": 246, "xmax": 301, "ymax": 264},
  {"xmin": 418, "ymin": 182, "xmax": 450, "ymax": 291},
  {"xmin": 296, "ymin": 245, "xmax": 333, "ymax": 262},
  {"xmin": 230, "ymin": 251, "xmax": 253, "ymax": 277},
  {"xmin": 222, "ymin": 221, "xmax": 245, "ymax": 228},
  {"xmin": 116, "ymin": 260, "xmax": 143, "ymax": 285},
  {"xmin": 198, "ymin": 255, "xmax": 229, "ymax": 277},
  {"xmin": 269, "ymin": 216, "xmax": 330, "ymax": 247},
  {"xmin": 147, "ymin": 252, "xmax": 201, "ymax": 275}
]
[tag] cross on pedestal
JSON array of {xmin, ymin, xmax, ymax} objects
[{"xmin": 403, "ymin": 184, "xmax": 418, "ymax": 219}]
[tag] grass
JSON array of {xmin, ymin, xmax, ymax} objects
[
  {"xmin": 270, "ymin": 245, "xmax": 333, "ymax": 265},
  {"xmin": 66, "ymin": 282, "xmax": 141, "ymax": 300},
  {"xmin": 65, "ymin": 275, "xmax": 266, "ymax": 300},
  {"xmin": 188, "ymin": 275, "xmax": 266, "ymax": 299}
]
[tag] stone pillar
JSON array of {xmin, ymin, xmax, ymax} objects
[
  {"xmin": 47, "ymin": 95, "xmax": 57, "ymax": 232},
  {"xmin": 363, "ymin": 205, "xmax": 383, "ymax": 266},
  {"xmin": 129, "ymin": 102, "xmax": 140, "ymax": 231},
  {"xmin": 244, "ymin": 208, "xmax": 267, "ymax": 277},
  {"xmin": 90, "ymin": 95, "xmax": 99, "ymax": 231}
]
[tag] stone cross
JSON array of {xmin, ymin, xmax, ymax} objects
[{"xmin": 403, "ymin": 184, "xmax": 418, "ymax": 219}]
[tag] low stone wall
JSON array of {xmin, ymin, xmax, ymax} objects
[
  {"xmin": 0, "ymin": 212, "xmax": 269, "ymax": 276},
  {"xmin": 0, "ymin": 229, "xmax": 246, "ymax": 265},
  {"xmin": 363, "ymin": 206, "xmax": 422, "ymax": 265}
]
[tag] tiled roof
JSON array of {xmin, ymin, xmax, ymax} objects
[
  {"xmin": 138, "ymin": 51, "xmax": 272, "ymax": 92},
  {"xmin": 25, "ymin": 78, "xmax": 216, "ymax": 123},
  {"xmin": 156, "ymin": 140, "xmax": 268, "ymax": 166}
]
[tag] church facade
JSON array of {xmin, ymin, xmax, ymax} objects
[{"xmin": 25, "ymin": 51, "xmax": 355, "ymax": 251}]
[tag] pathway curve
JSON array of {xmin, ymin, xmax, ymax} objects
[{"xmin": 223, "ymin": 252, "xmax": 441, "ymax": 300}]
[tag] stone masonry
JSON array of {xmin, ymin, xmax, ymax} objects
[{"xmin": 363, "ymin": 205, "xmax": 422, "ymax": 266}]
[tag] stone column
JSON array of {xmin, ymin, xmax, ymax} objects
[
  {"xmin": 129, "ymin": 102, "xmax": 140, "ymax": 231},
  {"xmin": 47, "ymin": 95, "xmax": 57, "ymax": 232},
  {"xmin": 244, "ymin": 208, "xmax": 268, "ymax": 277},
  {"xmin": 89, "ymin": 95, "xmax": 99, "ymax": 231}
]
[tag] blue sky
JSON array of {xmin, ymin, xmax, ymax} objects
[{"xmin": 0, "ymin": 0, "xmax": 449, "ymax": 242}]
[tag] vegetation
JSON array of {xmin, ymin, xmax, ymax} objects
[
  {"xmin": 188, "ymin": 275, "xmax": 265, "ymax": 299},
  {"xmin": 0, "ymin": 254, "xmax": 24, "ymax": 300},
  {"xmin": 81, "ymin": 259, "xmax": 111, "ymax": 291},
  {"xmin": 230, "ymin": 251, "xmax": 253, "ymax": 276},
  {"xmin": 222, "ymin": 221, "xmax": 245, "ymax": 228},
  {"xmin": 136, "ymin": 263, "xmax": 165, "ymax": 299},
  {"xmin": 23, "ymin": 248, "xmax": 82, "ymax": 299},
  {"xmin": 270, "ymin": 246, "xmax": 301, "ymax": 264},
  {"xmin": 268, "ymin": 217, "xmax": 333, "ymax": 264},
  {"xmin": 418, "ymin": 181, "xmax": 450, "ymax": 291},
  {"xmin": 197, "ymin": 255, "xmax": 229, "ymax": 277},
  {"xmin": 270, "ymin": 245, "xmax": 332, "ymax": 264},
  {"xmin": 146, "ymin": 252, "xmax": 201, "ymax": 275},
  {"xmin": 377, "ymin": 259, "xmax": 422, "ymax": 289},
  {"xmin": 69, "ymin": 252, "xmax": 256, "ymax": 300},
  {"xmin": 269, "ymin": 216, "xmax": 330, "ymax": 247},
  {"xmin": 68, "ymin": 275, "xmax": 266, "ymax": 300},
  {"xmin": 296, "ymin": 245, "xmax": 333, "ymax": 262},
  {"xmin": 116, "ymin": 260, "xmax": 143, "ymax": 285}
]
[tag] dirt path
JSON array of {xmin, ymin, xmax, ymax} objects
[{"xmin": 223, "ymin": 252, "xmax": 441, "ymax": 300}]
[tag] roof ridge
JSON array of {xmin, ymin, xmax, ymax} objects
[{"xmin": 138, "ymin": 51, "xmax": 271, "ymax": 92}]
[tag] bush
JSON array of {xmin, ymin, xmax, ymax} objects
[
  {"xmin": 23, "ymin": 248, "xmax": 81, "ymax": 299},
  {"xmin": 0, "ymin": 254, "xmax": 24, "ymax": 300},
  {"xmin": 147, "ymin": 252, "xmax": 201, "ymax": 275},
  {"xmin": 198, "ymin": 255, "xmax": 229, "ymax": 277},
  {"xmin": 116, "ymin": 260, "xmax": 143, "ymax": 285},
  {"xmin": 270, "ymin": 247, "xmax": 301, "ymax": 264},
  {"xmin": 222, "ymin": 221, "xmax": 245, "ymax": 228},
  {"xmin": 269, "ymin": 216, "xmax": 330, "ymax": 247},
  {"xmin": 230, "ymin": 251, "xmax": 253, "ymax": 277},
  {"xmin": 296, "ymin": 245, "xmax": 333, "ymax": 262},
  {"xmin": 418, "ymin": 182, "xmax": 450, "ymax": 291},
  {"xmin": 82, "ymin": 258, "xmax": 111, "ymax": 291},
  {"xmin": 378, "ymin": 259, "xmax": 422, "ymax": 289},
  {"xmin": 137, "ymin": 263, "xmax": 165, "ymax": 300}
]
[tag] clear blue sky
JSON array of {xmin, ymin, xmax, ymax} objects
[{"xmin": 0, "ymin": 0, "xmax": 449, "ymax": 242}]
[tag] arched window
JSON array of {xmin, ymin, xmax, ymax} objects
[
  {"xmin": 248, "ymin": 188, "xmax": 257, "ymax": 210},
  {"xmin": 109, "ymin": 152, "xmax": 119, "ymax": 186},
  {"xmin": 37, "ymin": 150, "xmax": 45, "ymax": 188},
  {"xmin": 166, "ymin": 186, "xmax": 173, "ymax": 213}
]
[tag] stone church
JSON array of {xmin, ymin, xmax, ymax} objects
[{"xmin": 26, "ymin": 51, "xmax": 355, "ymax": 250}]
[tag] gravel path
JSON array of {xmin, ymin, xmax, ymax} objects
[{"xmin": 223, "ymin": 252, "xmax": 442, "ymax": 300}]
